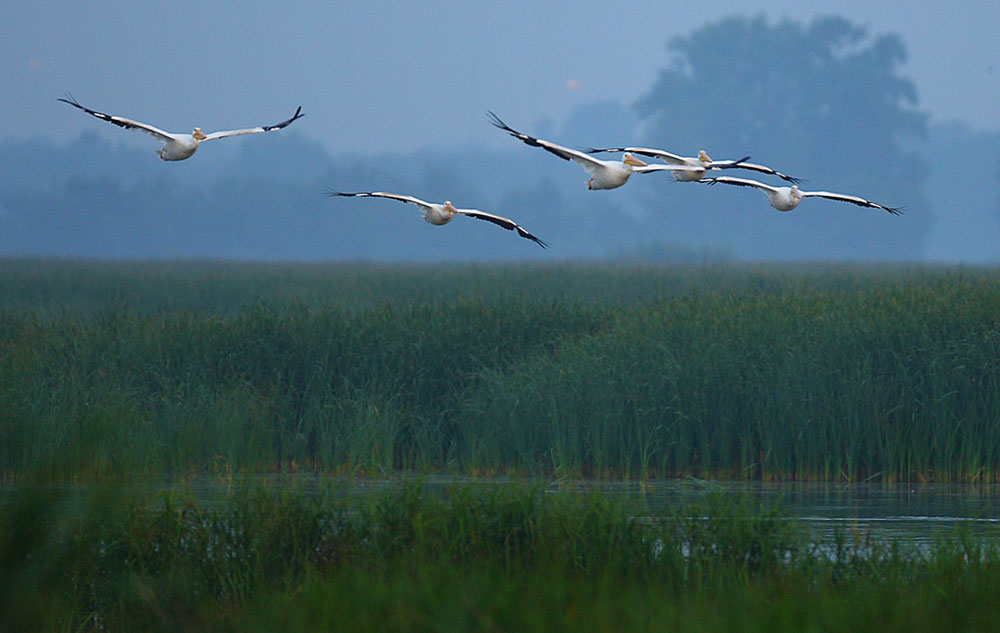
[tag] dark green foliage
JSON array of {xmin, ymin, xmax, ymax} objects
[
  {"xmin": 3, "ymin": 483, "xmax": 1000, "ymax": 632},
  {"xmin": 2, "ymin": 260, "xmax": 999, "ymax": 481}
]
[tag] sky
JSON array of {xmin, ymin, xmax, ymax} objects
[{"xmin": 2, "ymin": 1, "xmax": 999, "ymax": 156}]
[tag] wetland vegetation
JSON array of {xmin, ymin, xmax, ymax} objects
[
  {"xmin": 2, "ymin": 259, "xmax": 998, "ymax": 482},
  {"xmin": 3, "ymin": 259, "xmax": 999, "ymax": 631},
  {"xmin": 5, "ymin": 481, "xmax": 1000, "ymax": 632}
]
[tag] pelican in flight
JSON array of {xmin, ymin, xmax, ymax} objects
[
  {"xmin": 702, "ymin": 176, "xmax": 901, "ymax": 214},
  {"xmin": 328, "ymin": 191, "xmax": 549, "ymax": 248},
  {"xmin": 587, "ymin": 147, "xmax": 801, "ymax": 183},
  {"xmin": 58, "ymin": 95, "xmax": 304, "ymax": 161},
  {"xmin": 488, "ymin": 112, "xmax": 698, "ymax": 190}
]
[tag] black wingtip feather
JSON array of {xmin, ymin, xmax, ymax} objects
[
  {"xmin": 57, "ymin": 93, "xmax": 82, "ymax": 109},
  {"xmin": 486, "ymin": 110, "xmax": 508, "ymax": 131},
  {"xmin": 522, "ymin": 231, "xmax": 550, "ymax": 249}
]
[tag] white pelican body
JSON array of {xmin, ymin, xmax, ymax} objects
[
  {"xmin": 702, "ymin": 176, "xmax": 901, "ymax": 214},
  {"xmin": 328, "ymin": 191, "xmax": 549, "ymax": 248},
  {"xmin": 488, "ymin": 112, "xmax": 697, "ymax": 190},
  {"xmin": 58, "ymin": 95, "xmax": 304, "ymax": 161},
  {"xmin": 588, "ymin": 147, "xmax": 801, "ymax": 183}
]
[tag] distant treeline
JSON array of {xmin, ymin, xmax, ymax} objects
[{"xmin": 4, "ymin": 15, "xmax": 998, "ymax": 262}]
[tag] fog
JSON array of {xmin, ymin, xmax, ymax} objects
[{"xmin": 2, "ymin": 5, "xmax": 998, "ymax": 262}]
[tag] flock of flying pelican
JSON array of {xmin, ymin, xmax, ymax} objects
[{"xmin": 59, "ymin": 96, "xmax": 902, "ymax": 249}]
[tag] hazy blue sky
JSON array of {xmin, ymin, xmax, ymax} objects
[{"xmin": 3, "ymin": 1, "xmax": 998, "ymax": 155}]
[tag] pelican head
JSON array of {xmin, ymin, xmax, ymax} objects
[
  {"xmin": 790, "ymin": 185, "xmax": 802, "ymax": 200},
  {"xmin": 622, "ymin": 153, "xmax": 647, "ymax": 167},
  {"xmin": 697, "ymin": 150, "xmax": 713, "ymax": 165},
  {"xmin": 443, "ymin": 201, "xmax": 457, "ymax": 214},
  {"xmin": 192, "ymin": 127, "xmax": 207, "ymax": 141}
]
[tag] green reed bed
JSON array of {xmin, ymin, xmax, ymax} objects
[
  {"xmin": 0, "ymin": 296, "xmax": 606, "ymax": 479},
  {"xmin": 467, "ymin": 275, "xmax": 1000, "ymax": 480},
  {"xmin": 2, "ymin": 482, "xmax": 999, "ymax": 632},
  {"xmin": 1, "ymin": 259, "xmax": 999, "ymax": 481}
]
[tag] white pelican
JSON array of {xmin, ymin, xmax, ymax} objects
[
  {"xmin": 587, "ymin": 147, "xmax": 801, "ymax": 183},
  {"xmin": 58, "ymin": 95, "xmax": 304, "ymax": 161},
  {"xmin": 487, "ymin": 112, "xmax": 698, "ymax": 190},
  {"xmin": 702, "ymin": 176, "xmax": 901, "ymax": 214},
  {"xmin": 328, "ymin": 191, "xmax": 549, "ymax": 248}
]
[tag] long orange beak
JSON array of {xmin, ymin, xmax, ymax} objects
[
  {"xmin": 192, "ymin": 128, "xmax": 207, "ymax": 140},
  {"xmin": 623, "ymin": 153, "xmax": 647, "ymax": 167}
]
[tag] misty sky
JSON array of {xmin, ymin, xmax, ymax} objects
[{"xmin": 2, "ymin": 1, "xmax": 998, "ymax": 155}]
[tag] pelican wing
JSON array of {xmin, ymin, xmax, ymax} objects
[
  {"xmin": 487, "ymin": 111, "xmax": 606, "ymax": 170},
  {"xmin": 201, "ymin": 106, "xmax": 304, "ymax": 141},
  {"xmin": 587, "ymin": 146, "xmax": 689, "ymax": 165},
  {"xmin": 58, "ymin": 95, "xmax": 175, "ymax": 142},
  {"xmin": 726, "ymin": 159, "xmax": 802, "ymax": 184},
  {"xmin": 801, "ymin": 191, "xmax": 902, "ymax": 215},
  {"xmin": 457, "ymin": 208, "xmax": 549, "ymax": 248},
  {"xmin": 327, "ymin": 191, "xmax": 434, "ymax": 211},
  {"xmin": 700, "ymin": 176, "xmax": 782, "ymax": 194},
  {"xmin": 590, "ymin": 147, "xmax": 802, "ymax": 183},
  {"xmin": 631, "ymin": 164, "xmax": 705, "ymax": 176}
]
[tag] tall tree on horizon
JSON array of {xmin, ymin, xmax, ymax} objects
[{"xmin": 633, "ymin": 15, "xmax": 931, "ymax": 260}]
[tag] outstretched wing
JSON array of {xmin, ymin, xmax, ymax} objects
[
  {"xmin": 326, "ymin": 190, "xmax": 434, "ymax": 212},
  {"xmin": 587, "ymin": 146, "xmax": 689, "ymax": 165},
  {"xmin": 58, "ymin": 94, "xmax": 175, "ymax": 142},
  {"xmin": 632, "ymin": 164, "xmax": 705, "ymax": 176},
  {"xmin": 699, "ymin": 176, "xmax": 781, "ymax": 194},
  {"xmin": 457, "ymin": 208, "xmax": 549, "ymax": 248},
  {"xmin": 487, "ymin": 111, "xmax": 606, "ymax": 170},
  {"xmin": 802, "ymin": 191, "xmax": 902, "ymax": 215},
  {"xmin": 201, "ymin": 106, "xmax": 304, "ymax": 141},
  {"xmin": 590, "ymin": 146, "xmax": 802, "ymax": 184},
  {"xmin": 726, "ymin": 159, "xmax": 803, "ymax": 184}
]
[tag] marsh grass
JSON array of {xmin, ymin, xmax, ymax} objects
[
  {"xmin": 469, "ymin": 276, "xmax": 1000, "ymax": 480},
  {"xmin": 3, "ymin": 482, "xmax": 1000, "ymax": 632},
  {"xmin": 2, "ymin": 259, "xmax": 999, "ymax": 481}
]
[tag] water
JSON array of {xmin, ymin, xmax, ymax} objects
[
  {"xmin": 558, "ymin": 479, "xmax": 1000, "ymax": 547},
  {"xmin": 7, "ymin": 476, "xmax": 1000, "ymax": 547},
  {"xmin": 267, "ymin": 475, "xmax": 1000, "ymax": 546}
]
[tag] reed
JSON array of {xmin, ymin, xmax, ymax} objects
[
  {"xmin": 3, "ymin": 482, "xmax": 1000, "ymax": 632},
  {"xmin": 2, "ymin": 259, "xmax": 999, "ymax": 481}
]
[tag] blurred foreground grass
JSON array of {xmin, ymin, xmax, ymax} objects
[{"xmin": 2, "ymin": 481, "xmax": 999, "ymax": 632}]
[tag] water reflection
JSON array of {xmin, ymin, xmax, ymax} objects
[
  {"xmin": 563, "ymin": 479, "xmax": 1000, "ymax": 547},
  {"xmin": 6, "ymin": 475, "xmax": 1000, "ymax": 546}
]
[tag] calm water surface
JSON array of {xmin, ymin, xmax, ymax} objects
[
  {"xmin": 572, "ymin": 479, "xmax": 1000, "ymax": 546},
  {"xmin": 9, "ymin": 476, "xmax": 1000, "ymax": 546},
  {"xmin": 373, "ymin": 477, "xmax": 1000, "ymax": 546},
  {"xmin": 231, "ymin": 475, "xmax": 1000, "ymax": 546}
]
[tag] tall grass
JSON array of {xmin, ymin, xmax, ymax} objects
[
  {"xmin": 467, "ymin": 275, "xmax": 1000, "ymax": 480},
  {"xmin": 2, "ymin": 259, "xmax": 999, "ymax": 481},
  {"xmin": 3, "ymin": 482, "xmax": 1000, "ymax": 632}
]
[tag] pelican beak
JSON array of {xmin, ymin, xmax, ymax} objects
[
  {"xmin": 698, "ymin": 150, "xmax": 712, "ymax": 164},
  {"xmin": 192, "ymin": 128, "xmax": 207, "ymax": 140},
  {"xmin": 623, "ymin": 153, "xmax": 647, "ymax": 167}
]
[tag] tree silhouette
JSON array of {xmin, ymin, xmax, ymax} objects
[{"xmin": 634, "ymin": 15, "xmax": 931, "ymax": 260}]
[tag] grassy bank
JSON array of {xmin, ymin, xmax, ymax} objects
[
  {"xmin": 2, "ymin": 259, "xmax": 999, "ymax": 481},
  {"xmin": 2, "ymin": 482, "xmax": 999, "ymax": 632}
]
